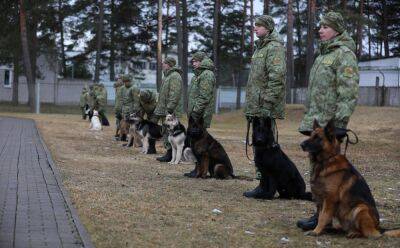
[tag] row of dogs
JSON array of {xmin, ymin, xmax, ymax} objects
[{"xmin": 87, "ymin": 109, "xmax": 400, "ymax": 239}]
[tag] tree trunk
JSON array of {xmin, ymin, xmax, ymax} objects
[
  {"xmin": 341, "ymin": 0, "xmax": 347, "ymax": 11},
  {"xmin": 212, "ymin": 0, "xmax": 221, "ymax": 87},
  {"xmin": 181, "ymin": 0, "xmax": 189, "ymax": 112},
  {"xmin": 236, "ymin": 0, "xmax": 247, "ymax": 110},
  {"xmin": 58, "ymin": 0, "xmax": 66, "ymax": 77},
  {"xmin": 250, "ymin": 0, "xmax": 254, "ymax": 54},
  {"xmin": 382, "ymin": 0, "xmax": 389, "ymax": 57},
  {"xmin": 165, "ymin": 0, "xmax": 170, "ymax": 58},
  {"xmin": 305, "ymin": 0, "xmax": 316, "ymax": 86},
  {"xmin": 295, "ymin": 0, "xmax": 302, "ymax": 59},
  {"xmin": 287, "ymin": 0, "xmax": 294, "ymax": 103},
  {"xmin": 19, "ymin": 0, "xmax": 35, "ymax": 112},
  {"xmin": 263, "ymin": 0, "xmax": 270, "ymax": 15},
  {"xmin": 94, "ymin": 0, "xmax": 105, "ymax": 83},
  {"xmin": 367, "ymin": 0, "xmax": 371, "ymax": 59},
  {"xmin": 175, "ymin": 0, "xmax": 182, "ymax": 66},
  {"xmin": 356, "ymin": 0, "xmax": 364, "ymax": 59},
  {"xmin": 156, "ymin": 0, "xmax": 163, "ymax": 91},
  {"xmin": 110, "ymin": 0, "xmax": 116, "ymax": 81},
  {"xmin": 12, "ymin": 53, "xmax": 20, "ymax": 105}
]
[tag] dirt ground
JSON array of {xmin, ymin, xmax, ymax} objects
[{"xmin": 1, "ymin": 105, "xmax": 399, "ymax": 248}]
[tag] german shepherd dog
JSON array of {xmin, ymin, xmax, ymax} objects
[
  {"xmin": 128, "ymin": 112, "xmax": 162, "ymax": 154},
  {"xmin": 118, "ymin": 118, "xmax": 129, "ymax": 142},
  {"xmin": 253, "ymin": 116, "xmax": 312, "ymax": 200},
  {"xmin": 300, "ymin": 119, "xmax": 400, "ymax": 238},
  {"xmin": 186, "ymin": 116, "xmax": 234, "ymax": 179},
  {"xmin": 164, "ymin": 114, "xmax": 196, "ymax": 164}
]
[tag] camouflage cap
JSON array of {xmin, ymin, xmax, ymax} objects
[
  {"xmin": 320, "ymin": 12, "xmax": 345, "ymax": 34},
  {"xmin": 191, "ymin": 51, "xmax": 206, "ymax": 62},
  {"xmin": 121, "ymin": 74, "xmax": 132, "ymax": 82},
  {"xmin": 164, "ymin": 57, "xmax": 176, "ymax": 67},
  {"xmin": 139, "ymin": 89, "xmax": 153, "ymax": 103},
  {"xmin": 255, "ymin": 15, "xmax": 275, "ymax": 32}
]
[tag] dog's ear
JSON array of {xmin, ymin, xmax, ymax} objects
[
  {"xmin": 313, "ymin": 119, "xmax": 321, "ymax": 130},
  {"xmin": 324, "ymin": 119, "xmax": 336, "ymax": 142}
]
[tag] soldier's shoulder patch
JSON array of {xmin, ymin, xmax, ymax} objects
[
  {"xmin": 273, "ymin": 57, "xmax": 281, "ymax": 65},
  {"xmin": 322, "ymin": 57, "xmax": 334, "ymax": 65},
  {"xmin": 343, "ymin": 67, "xmax": 355, "ymax": 78}
]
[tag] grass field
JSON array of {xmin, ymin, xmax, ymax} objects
[{"xmin": 1, "ymin": 104, "xmax": 399, "ymax": 247}]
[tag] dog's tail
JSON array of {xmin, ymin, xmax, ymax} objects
[
  {"xmin": 383, "ymin": 229, "xmax": 400, "ymax": 238},
  {"xmin": 298, "ymin": 192, "xmax": 313, "ymax": 201}
]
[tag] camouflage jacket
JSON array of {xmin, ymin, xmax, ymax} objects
[
  {"xmin": 139, "ymin": 91, "xmax": 157, "ymax": 119},
  {"xmin": 154, "ymin": 67, "xmax": 183, "ymax": 117},
  {"xmin": 114, "ymin": 85, "xmax": 123, "ymax": 114},
  {"xmin": 121, "ymin": 82, "xmax": 140, "ymax": 117},
  {"xmin": 95, "ymin": 86, "xmax": 108, "ymax": 111},
  {"xmin": 244, "ymin": 29, "xmax": 286, "ymax": 119},
  {"xmin": 87, "ymin": 88, "xmax": 96, "ymax": 109},
  {"xmin": 299, "ymin": 31, "xmax": 359, "ymax": 132},
  {"xmin": 79, "ymin": 90, "xmax": 88, "ymax": 107},
  {"xmin": 188, "ymin": 58, "xmax": 216, "ymax": 128}
]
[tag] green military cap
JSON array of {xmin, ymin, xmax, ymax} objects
[
  {"xmin": 139, "ymin": 89, "xmax": 153, "ymax": 103},
  {"xmin": 164, "ymin": 57, "xmax": 176, "ymax": 67},
  {"xmin": 191, "ymin": 51, "xmax": 206, "ymax": 62},
  {"xmin": 121, "ymin": 74, "xmax": 132, "ymax": 82},
  {"xmin": 320, "ymin": 11, "xmax": 345, "ymax": 34},
  {"xmin": 255, "ymin": 15, "xmax": 275, "ymax": 32}
]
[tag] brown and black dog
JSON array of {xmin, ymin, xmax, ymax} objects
[
  {"xmin": 300, "ymin": 119, "xmax": 400, "ymax": 238},
  {"xmin": 186, "ymin": 116, "xmax": 234, "ymax": 179}
]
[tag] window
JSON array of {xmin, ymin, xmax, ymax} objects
[
  {"xmin": 4, "ymin": 70, "xmax": 12, "ymax": 88},
  {"xmin": 133, "ymin": 61, "xmax": 146, "ymax": 70},
  {"xmin": 149, "ymin": 62, "xmax": 157, "ymax": 71}
]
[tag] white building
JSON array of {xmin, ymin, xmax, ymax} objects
[{"xmin": 359, "ymin": 57, "xmax": 400, "ymax": 87}]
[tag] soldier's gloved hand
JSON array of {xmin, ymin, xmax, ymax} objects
[
  {"xmin": 115, "ymin": 112, "xmax": 122, "ymax": 120},
  {"xmin": 246, "ymin": 115, "xmax": 253, "ymax": 122},
  {"xmin": 191, "ymin": 111, "xmax": 201, "ymax": 122}
]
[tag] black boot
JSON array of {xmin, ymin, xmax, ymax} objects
[
  {"xmin": 156, "ymin": 149, "xmax": 172, "ymax": 162},
  {"xmin": 147, "ymin": 139, "xmax": 157, "ymax": 154},
  {"xmin": 243, "ymin": 176, "xmax": 276, "ymax": 199},
  {"xmin": 184, "ymin": 167, "xmax": 197, "ymax": 178},
  {"xmin": 296, "ymin": 213, "xmax": 318, "ymax": 231}
]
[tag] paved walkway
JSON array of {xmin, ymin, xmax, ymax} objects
[{"xmin": 0, "ymin": 117, "xmax": 93, "ymax": 248}]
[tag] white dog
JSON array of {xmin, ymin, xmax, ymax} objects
[
  {"xmin": 89, "ymin": 110, "xmax": 102, "ymax": 131},
  {"xmin": 164, "ymin": 114, "xmax": 196, "ymax": 164}
]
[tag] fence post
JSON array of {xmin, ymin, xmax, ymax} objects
[
  {"xmin": 215, "ymin": 86, "xmax": 220, "ymax": 114},
  {"xmin": 375, "ymin": 77, "xmax": 379, "ymax": 106}
]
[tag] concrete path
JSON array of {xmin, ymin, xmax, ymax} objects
[{"xmin": 0, "ymin": 117, "xmax": 93, "ymax": 248}]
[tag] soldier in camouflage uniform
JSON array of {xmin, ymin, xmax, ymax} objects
[
  {"xmin": 296, "ymin": 12, "xmax": 359, "ymax": 231},
  {"xmin": 114, "ymin": 76, "xmax": 124, "ymax": 139},
  {"xmin": 184, "ymin": 52, "xmax": 216, "ymax": 177},
  {"xmin": 79, "ymin": 87, "xmax": 88, "ymax": 119},
  {"xmin": 95, "ymin": 83, "xmax": 110, "ymax": 126},
  {"xmin": 120, "ymin": 75, "xmax": 140, "ymax": 119},
  {"xmin": 139, "ymin": 89, "xmax": 158, "ymax": 153},
  {"xmin": 242, "ymin": 15, "xmax": 287, "ymax": 199},
  {"xmin": 154, "ymin": 57, "xmax": 183, "ymax": 162}
]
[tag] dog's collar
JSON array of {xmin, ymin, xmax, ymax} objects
[{"xmin": 169, "ymin": 123, "xmax": 185, "ymax": 137}]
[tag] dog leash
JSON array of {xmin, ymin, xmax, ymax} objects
[
  {"xmin": 245, "ymin": 119, "xmax": 253, "ymax": 161},
  {"xmin": 343, "ymin": 129, "xmax": 359, "ymax": 155}
]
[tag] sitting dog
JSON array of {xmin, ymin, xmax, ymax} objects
[
  {"xmin": 300, "ymin": 119, "xmax": 400, "ymax": 238},
  {"xmin": 89, "ymin": 110, "xmax": 102, "ymax": 131},
  {"xmin": 164, "ymin": 114, "xmax": 196, "ymax": 164},
  {"xmin": 124, "ymin": 114, "xmax": 142, "ymax": 147},
  {"xmin": 251, "ymin": 116, "xmax": 312, "ymax": 200},
  {"xmin": 185, "ymin": 116, "xmax": 234, "ymax": 179},
  {"xmin": 128, "ymin": 112, "xmax": 162, "ymax": 154}
]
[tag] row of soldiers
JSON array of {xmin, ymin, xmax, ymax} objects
[
  {"xmin": 112, "ymin": 53, "xmax": 215, "ymax": 163},
  {"xmin": 79, "ymin": 83, "xmax": 110, "ymax": 126}
]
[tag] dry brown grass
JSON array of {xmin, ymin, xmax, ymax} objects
[{"xmin": 2, "ymin": 105, "xmax": 399, "ymax": 248}]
